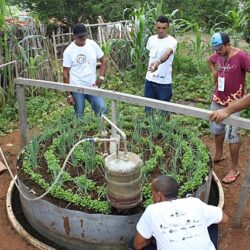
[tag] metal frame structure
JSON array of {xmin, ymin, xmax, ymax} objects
[{"xmin": 13, "ymin": 77, "xmax": 250, "ymax": 227}]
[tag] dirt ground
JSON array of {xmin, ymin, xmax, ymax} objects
[{"xmin": 0, "ymin": 130, "xmax": 250, "ymax": 250}]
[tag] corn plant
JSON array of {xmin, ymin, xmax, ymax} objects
[
  {"xmin": 0, "ymin": 0, "xmax": 15, "ymax": 107},
  {"xmin": 213, "ymin": 6, "xmax": 250, "ymax": 46},
  {"xmin": 174, "ymin": 19, "xmax": 208, "ymax": 73},
  {"xmin": 0, "ymin": 0, "xmax": 6, "ymax": 29}
]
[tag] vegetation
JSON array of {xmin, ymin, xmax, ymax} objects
[
  {"xmin": 19, "ymin": 110, "xmax": 210, "ymax": 214},
  {"xmin": 1, "ymin": 0, "xmax": 250, "ymax": 214}
]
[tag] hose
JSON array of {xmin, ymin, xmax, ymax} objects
[{"xmin": 0, "ymin": 138, "xmax": 99, "ymax": 201}]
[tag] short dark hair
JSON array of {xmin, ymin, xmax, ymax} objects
[
  {"xmin": 156, "ymin": 15, "xmax": 169, "ymax": 24},
  {"xmin": 153, "ymin": 175, "xmax": 179, "ymax": 199}
]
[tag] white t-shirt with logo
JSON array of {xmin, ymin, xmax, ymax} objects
[
  {"xmin": 137, "ymin": 197, "xmax": 222, "ymax": 250},
  {"xmin": 146, "ymin": 34, "xmax": 177, "ymax": 84},
  {"xmin": 63, "ymin": 39, "xmax": 104, "ymax": 87}
]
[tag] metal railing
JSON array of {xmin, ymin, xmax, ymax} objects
[{"xmin": 14, "ymin": 77, "xmax": 250, "ymax": 144}]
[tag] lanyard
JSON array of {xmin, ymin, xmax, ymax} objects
[{"xmin": 221, "ymin": 50, "xmax": 232, "ymax": 76}]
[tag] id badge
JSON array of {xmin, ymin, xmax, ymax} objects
[{"xmin": 218, "ymin": 77, "xmax": 225, "ymax": 92}]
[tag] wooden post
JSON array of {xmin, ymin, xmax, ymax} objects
[
  {"xmin": 86, "ymin": 20, "xmax": 93, "ymax": 40},
  {"xmin": 233, "ymin": 159, "xmax": 250, "ymax": 228},
  {"xmin": 52, "ymin": 31, "xmax": 57, "ymax": 60},
  {"xmin": 16, "ymin": 84, "xmax": 29, "ymax": 146}
]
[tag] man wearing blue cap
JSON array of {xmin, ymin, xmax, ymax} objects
[
  {"xmin": 208, "ymin": 32, "xmax": 250, "ymax": 184},
  {"xmin": 63, "ymin": 23, "xmax": 107, "ymax": 118}
]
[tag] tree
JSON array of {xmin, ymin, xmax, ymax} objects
[
  {"xmin": 6, "ymin": 0, "xmax": 147, "ymax": 25},
  {"xmin": 162, "ymin": 0, "xmax": 239, "ymax": 30}
]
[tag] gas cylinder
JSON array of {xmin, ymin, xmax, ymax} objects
[{"xmin": 105, "ymin": 151, "xmax": 142, "ymax": 209}]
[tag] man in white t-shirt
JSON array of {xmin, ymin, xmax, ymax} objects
[
  {"xmin": 63, "ymin": 23, "xmax": 107, "ymax": 118},
  {"xmin": 129, "ymin": 176, "xmax": 228, "ymax": 250},
  {"xmin": 144, "ymin": 16, "xmax": 177, "ymax": 114}
]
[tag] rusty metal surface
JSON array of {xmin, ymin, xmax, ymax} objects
[
  {"xmin": 194, "ymin": 168, "xmax": 213, "ymax": 203},
  {"xmin": 18, "ymin": 179, "xmax": 141, "ymax": 250}
]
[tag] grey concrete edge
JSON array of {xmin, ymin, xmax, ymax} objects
[{"xmin": 6, "ymin": 176, "xmax": 56, "ymax": 250}]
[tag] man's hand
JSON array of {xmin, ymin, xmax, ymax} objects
[
  {"xmin": 94, "ymin": 79, "xmax": 102, "ymax": 88},
  {"xmin": 150, "ymin": 60, "xmax": 161, "ymax": 72},
  {"xmin": 66, "ymin": 95, "xmax": 75, "ymax": 106},
  {"xmin": 209, "ymin": 109, "xmax": 230, "ymax": 123}
]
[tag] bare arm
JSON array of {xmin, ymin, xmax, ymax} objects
[
  {"xmin": 208, "ymin": 59, "xmax": 217, "ymax": 85},
  {"xmin": 95, "ymin": 55, "xmax": 107, "ymax": 87},
  {"xmin": 133, "ymin": 231, "xmax": 152, "ymax": 250},
  {"xmin": 210, "ymin": 93, "xmax": 250, "ymax": 122},
  {"xmin": 63, "ymin": 66, "xmax": 75, "ymax": 105},
  {"xmin": 150, "ymin": 47, "xmax": 173, "ymax": 72},
  {"xmin": 221, "ymin": 212, "xmax": 229, "ymax": 224}
]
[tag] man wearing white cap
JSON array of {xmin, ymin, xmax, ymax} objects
[{"xmin": 208, "ymin": 32, "xmax": 250, "ymax": 184}]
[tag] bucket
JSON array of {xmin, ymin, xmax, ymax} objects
[{"xmin": 105, "ymin": 151, "xmax": 143, "ymax": 209}]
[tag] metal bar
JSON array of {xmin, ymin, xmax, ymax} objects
[
  {"xmin": 14, "ymin": 77, "xmax": 250, "ymax": 130},
  {"xmin": 16, "ymin": 84, "xmax": 29, "ymax": 146},
  {"xmin": 101, "ymin": 115, "xmax": 126, "ymax": 140},
  {"xmin": 111, "ymin": 100, "xmax": 118, "ymax": 138}
]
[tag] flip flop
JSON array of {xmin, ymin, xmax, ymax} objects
[
  {"xmin": 222, "ymin": 171, "xmax": 240, "ymax": 184},
  {"xmin": 213, "ymin": 157, "xmax": 225, "ymax": 164}
]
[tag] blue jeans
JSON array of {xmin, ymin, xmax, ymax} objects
[
  {"xmin": 72, "ymin": 92, "xmax": 107, "ymax": 118},
  {"xmin": 144, "ymin": 79, "xmax": 172, "ymax": 113}
]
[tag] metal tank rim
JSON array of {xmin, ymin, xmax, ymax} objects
[
  {"xmin": 6, "ymin": 171, "xmax": 224, "ymax": 249},
  {"xmin": 6, "ymin": 176, "xmax": 55, "ymax": 250}
]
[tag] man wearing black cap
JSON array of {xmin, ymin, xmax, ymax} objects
[
  {"xmin": 208, "ymin": 32, "xmax": 250, "ymax": 184},
  {"xmin": 129, "ymin": 175, "xmax": 228, "ymax": 250},
  {"xmin": 63, "ymin": 23, "xmax": 107, "ymax": 118}
]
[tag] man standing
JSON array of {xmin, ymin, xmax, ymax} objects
[
  {"xmin": 130, "ymin": 176, "xmax": 228, "ymax": 250},
  {"xmin": 63, "ymin": 23, "xmax": 107, "ymax": 118},
  {"xmin": 208, "ymin": 32, "xmax": 250, "ymax": 184},
  {"xmin": 144, "ymin": 15, "xmax": 177, "ymax": 114}
]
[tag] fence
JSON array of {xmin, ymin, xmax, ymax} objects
[
  {"xmin": 1, "ymin": 20, "xmax": 56, "ymax": 81},
  {"xmin": 0, "ymin": 61, "xmax": 18, "ymax": 108},
  {"xmin": 52, "ymin": 17, "xmax": 131, "ymax": 60}
]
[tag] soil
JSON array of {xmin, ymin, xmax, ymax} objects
[{"xmin": 0, "ymin": 130, "xmax": 250, "ymax": 250}]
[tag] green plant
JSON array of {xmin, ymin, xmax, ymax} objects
[{"xmin": 213, "ymin": 6, "xmax": 250, "ymax": 46}]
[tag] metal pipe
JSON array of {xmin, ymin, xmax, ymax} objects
[
  {"xmin": 111, "ymin": 100, "xmax": 117, "ymax": 139},
  {"xmin": 101, "ymin": 115, "xmax": 126, "ymax": 140}
]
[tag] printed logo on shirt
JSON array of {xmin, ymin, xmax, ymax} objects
[
  {"xmin": 77, "ymin": 54, "xmax": 86, "ymax": 64},
  {"xmin": 218, "ymin": 64, "xmax": 236, "ymax": 72}
]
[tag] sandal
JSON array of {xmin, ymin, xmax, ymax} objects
[
  {"xmin": 222, "ymin": 171, "xmax": 240, "ymax": 184},
  {"xmin": 213, "ymin": 157, "xmax": 225, "ymax": 164}
]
